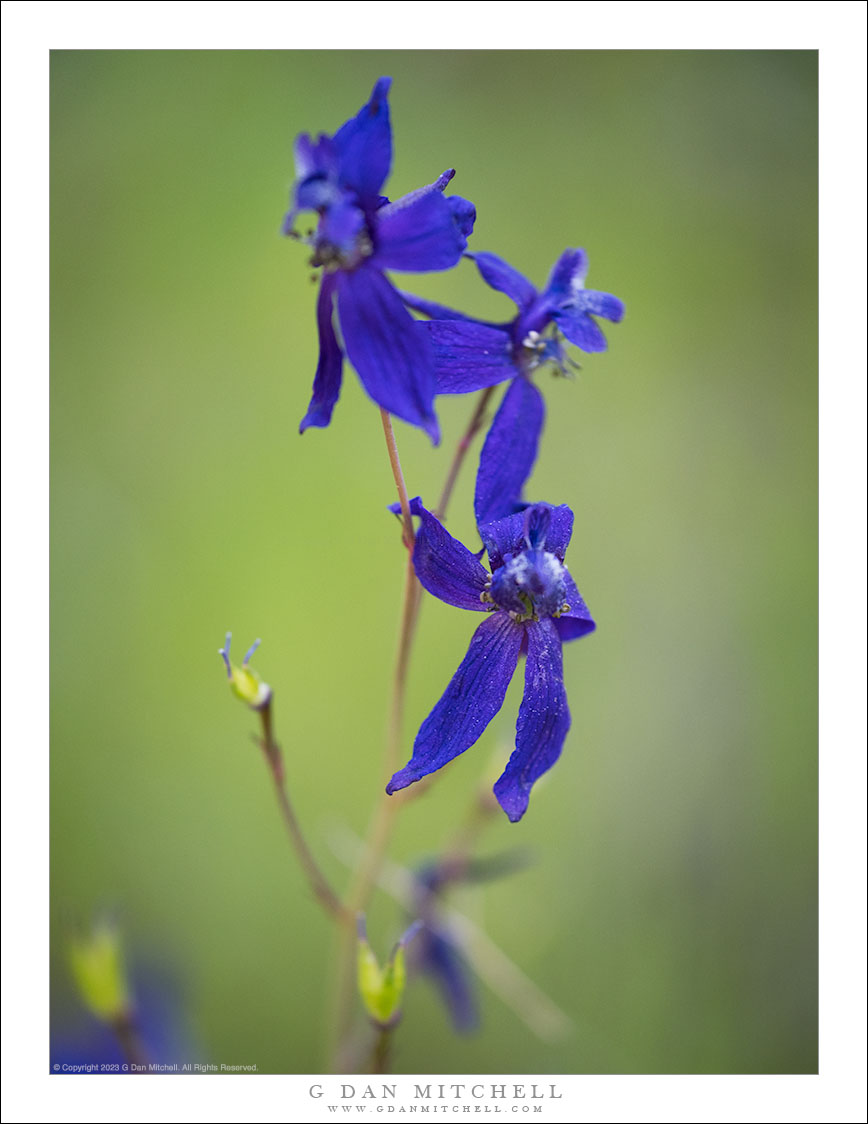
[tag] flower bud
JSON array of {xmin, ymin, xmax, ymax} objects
[
  {"xmin": 356, "ymin": 916, "xmax": 421, "ymax": 1028},
  {"xmin": 68, "ymin": 920, "xmax": 130, "ymax": 1023},
  {"xmin": 219, "ymin": 632, "xmax": 272, "ymax": 709}
]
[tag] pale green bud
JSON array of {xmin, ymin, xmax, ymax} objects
[
  {"xmin": 68, "ymin": 920, "xmax": 130, "ymax": 1023},
  {"xmin": 219, "ymin": 632, "xmax": 272, "ymax": 709},
  {"xmin": 356, "ymin": 916, "xmax": 420, "ymax": 1028}
]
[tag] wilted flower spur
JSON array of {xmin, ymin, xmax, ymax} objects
[
  {"xmin": 283, "ymin": 77, "xmax": 475, "ymax": 442},
  {"xmin": 386, "ymin": 499, "xmax": 595, "ymax": 822},
  {"xmin": 402, "ymin": 249, "xmax": 623, "ymax": 522}
]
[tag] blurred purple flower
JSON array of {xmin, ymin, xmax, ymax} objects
[
  {"xmin": 386, "ymin": 500, "xmax": 595, "ymax": 822},
  {"xmin": 284, "ymin": 78, "xmax": 475, "ymax": 443},
  {"xmin": 51, "ymin": 959, "xmax": 197, "ymax": 1073},
  {"xmin": 403, "ymin": 249, "xmax": 623, "ymax": 518},
  {"xmin": 414, "ymin": 925, "xmax": 478, "ymax": 1033},
  {"xmin": 410, "ymin": 854, "xmax": 528, "ymax": 1032}
]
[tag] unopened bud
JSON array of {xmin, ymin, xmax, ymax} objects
[
  {"xmin": 69, "ymin": 919, "xmax": 130, "ymax": 1023},
  {"xmin": 356, "ymin": 916, "xmax": 421, "ymax": 1028},
  {"xmin": 219, "ymin": 632, "xmax": 272, "ymax": 709}
]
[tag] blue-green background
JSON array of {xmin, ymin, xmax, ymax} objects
[{"xmin": 51, "ymin": 50, "xmax": 817, "ymax": 1074}]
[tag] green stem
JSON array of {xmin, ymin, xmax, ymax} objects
[
  {"xmin": 371, "ymin": 1024, "xmax": 394, "ymax": 1074},
  {"xmin": 111, "ymin": 1011, "xmax": 148, "ymax": 1069},
  {"xmin": 380, "ymin": 408, "xmax": 415, "ymax": 550},
  {"xmin": 257, "ymin": 702, "xmax": 351, "ymax": 925},
  {"xmin": 329, "ymin": 393, "xmax": 496, "ymax": 1069},
  {"xmin": 328, "ymin": 640, "xmax": 414, "ymax": 1064}
]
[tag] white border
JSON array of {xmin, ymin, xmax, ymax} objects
[{"xmin": 3, "ymin": 3, "xmax": 865, "ymax": 1122}]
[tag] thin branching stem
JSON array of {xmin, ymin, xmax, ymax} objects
[
  {"xmin": 329, "ymin": 393, "xmax": 496, "ymax": 1070},
  {"xmin": 380, "ymin": 408, "xmax": 415, "ymax": 550},
  {"xmin": 257, "ymin": 703, "xmax": 351, "ymax": 925},
  {"xmin": 111, "ymin": 1012, "xmax": 149, "ymax": 1069},
  {"xmin": 371, "ymin": 1024, "xmax": 394, "ymax": 1074}
]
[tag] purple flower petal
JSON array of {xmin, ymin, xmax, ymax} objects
[
  {"xmin": 524, "ymin": 504, "xmax": 551, "ymax": 550},
  {"xmin": 284, "ymin": 137, "xmax": 345, "ymax": 231},
  {"xmin": 421, "ymin": 320, "xmax": 514, "ymax": 394},
  {"xmin": 470, "ymin": 252, "xmax": 537, "ymax": 309},
  {"xmin": 405, "ymin": 496, "xmax": 491, "ymax": 611},
  {"xmin": 448, "ymin": 195, "xmax": 477, "ymax": 239},
  {"xmin": 293, "ymin": 132, "xmax": 337, "ymax": 183},
  {"xmin": 299, "ymin": 273, "xmax": 344, "ymax": 433},
  {"xmin": 373, "ymin": 185, "xmax": 468, "ymax": 273},
  {"xmin": 416, "ymin": 926, "xmax": 478, "ymax": 1032},
  {"xmin": 290, "ymin": 133, "xmax": 341, "ymax": 211},
  {"xmin": 543, "ymin": 248, "xmax": 622, "ymax": 352},
  {"xmin": 555, "ymin": 570, "xmax": 596, "ymax": 642},
  {"xmin": 540, "ymin": 504, "xmax": 574, "ymax": 560},
  {"xmin": 400, "ymin": 290, "xmax": 476, "ymax": 323},
  {"xmin": 336, "ymin": 265, "xmax": 439, "ymax": 442},
  {"xmin": 481, "ymin": 503, "xmax": 574, "ymax": 571},
  {"xmin": 474, "ymin": 377, "xmax": 545, "ymax": 526},
  {"xmin": 318, "ymin": 200, "xmax": 366, "ymax": 256},
  {"xmin": 332, "ymin": 76, "xmax": 392, "ymax": 203},
  {"xmin": 551, "ymin": 308, "xmax": 609, "ymax": 352},
  {"xmin": 387, "ymin": 613, "xmax": 523, "ymax": 794},
  {"xmin": 576, "ymin": 289, "xmax": 625, "ymax": 322},
  {"xmin": 544, "ymin": 248, "xmax": 589, "ymax": 299},
  {"xmin": 493, "ymin": 618, "xmax": 571, "ymax": 822},
  {"xmin": 480, "ymin": 510, "xmax": 533, "ymax": 572}
]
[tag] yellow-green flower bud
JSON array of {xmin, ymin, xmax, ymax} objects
[
  {"xmin": 68, "ymin": 920, "xmax": 130, "ymax": 1023},
  {"xmin": 356, "ymin": 916, "xmax": 420, "ymax": 1028},
  {"xmin": 219, "ymin": 632, "xmax": 272, "ymax": 710}
]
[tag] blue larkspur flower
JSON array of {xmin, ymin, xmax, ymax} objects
[
  {"xmin": 283, "ymin": 78, "xmax": 475, "ymax": 443},
  {"xmin": 402, "ymin": 249, "xmax": 623, "ymax": 517},
  {"xmin": 413, "ymin": 925, "xmax": 478, "ymax": 1033},
  {"xmin": 386, "ymin": 500, "xmax": 595, "ymax": 822},
  {"xmin": 408, "ymin": 862, "xmax": 478, "ymax": 1032},
  {"xmin": 409, "ymin": 853, "xmax": 527, "ymax": 1031}
]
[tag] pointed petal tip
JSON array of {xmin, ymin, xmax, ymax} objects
[
  {"xmin": 298, "ymin": 411, "xmax": 330, "ymax": 435},
  {"xmin": 606, "ymin": 296, "xmax": 626, "ymax": 323},
  {"xmin": 385, "ymin": 768, "xmax": 415, "ymax": 795},
  {"xmin": 434, "ymin": 168, "xmax": 456, "ymax": 190},
  {"xmin": 372, "ymin": 75, "xmax": 392, "ymax": 99},
  {"xmin": 469, "ymin": 251, "xmax": 538, "ymax": 309},
  {"xmin": 492, "ymin": 783, "xmax": 529, "ymax": 823}
]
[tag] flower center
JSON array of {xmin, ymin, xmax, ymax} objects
[
  {"xmin": 306, "ymin": 200, "xmax": 374, "ymax": 272},
  {"xmin": 311, "ymin": 228, "xmax": 373, "ymax": 271},
  {"xmin": 488, "ymin": 549, "xmax": 569, "ymax": 622},
  {"xmin": 514, "ymin": 328, "xmax": 572, "ymax": 378},
  {"xmin": 519, "ymin": 330, "xmax": 547, "ymax": 372}
]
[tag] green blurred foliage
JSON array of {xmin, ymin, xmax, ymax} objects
[{"xmin": 50, "ymin": 50, "xmax": 817, "ymax": 1074}]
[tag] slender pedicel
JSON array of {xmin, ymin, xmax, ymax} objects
[
  {"xmin": 330, "ymin": 391, "xmax": 499, "ymax": 1067},
  {"xmin": 219, "ymin": 635, "xmax": 350, "ymax": 923}
]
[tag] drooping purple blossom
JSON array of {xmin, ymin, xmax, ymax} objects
[
  {"xmin": 283, "ymin": 78, "xmax": 476, "ymax": 443},
  {"xmin": 386, "ymin": 499, "xmax": 595, "ymax": 822},
  {"xmin": 413, "ymin": 925, "xmax": 478, "ymax": 1033},
  {"xmin": 409, "ymin": 853, "xmax": 529, "ymax": 1031},
  {"xmin": 402, "ymin": 249, "xmax": 623, "ymax": 517}
]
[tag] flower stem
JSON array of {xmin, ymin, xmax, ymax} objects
[
  {"xmin": 257, "ymin": 702, "xmax": 351, "ymax": 924},
  {"xmin": 111, "ymin": 1012, "xmax": 148, "ymax": 1069},
  {"xmin": 329, "ymin": 396, "xmax": 496, "ymax": 1069},
  {"xmin": 329, "ymin": 413, "xmax": 421, "ymax": 1068},
  {"xmin": 380, "ymin": 408, "xmax": 415, "ymax": 550},
  {"xmin": 371, "ymin": 1024, "xmax": 394, "ymax": 1074}
]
